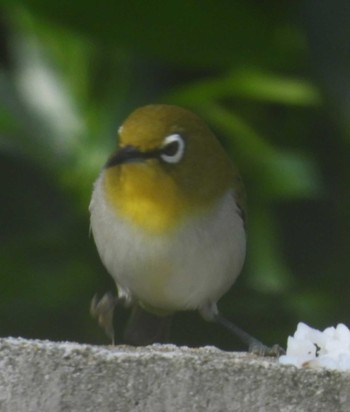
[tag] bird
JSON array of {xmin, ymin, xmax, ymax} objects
[{"xmin": 89, "ymin": 104, "xmax": 281, "ymax": 354}]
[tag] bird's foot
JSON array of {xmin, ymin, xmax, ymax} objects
[
  {"xmin": 248, "ymin": 341, "xmax": 285, "ymax": 357},
  {"xmin": 90, "ymin": 292, "xmax": 120, "ymax": 345}
]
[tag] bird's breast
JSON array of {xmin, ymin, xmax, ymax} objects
[{"xmin": 90, "ymin": 171, "xmax": 246, "ymax": 312}]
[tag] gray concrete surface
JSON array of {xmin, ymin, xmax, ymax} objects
[{"xmin": 0, "ymin": 338, "xmax": 349, "ymax": 412}]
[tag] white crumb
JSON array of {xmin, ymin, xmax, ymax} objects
[{"xmin": 279, "ymin": 322, "xmax": 350, "ymax": 371}]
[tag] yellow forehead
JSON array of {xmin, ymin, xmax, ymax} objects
[{"xmin": 118, "ymin": 104, "xmax": 210, "ymax": 150}]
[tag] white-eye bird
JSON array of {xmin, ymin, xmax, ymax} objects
[{"xmin": 90, "ymin": 104, "xmax": 279, "ymax": 353}]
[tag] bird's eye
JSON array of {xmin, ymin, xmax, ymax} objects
[{"xmin": 160, "ymin": 134, "xmax": 185, "ymax": 164}]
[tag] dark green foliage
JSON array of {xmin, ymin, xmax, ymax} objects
[{"xmin": 1, "ymin": 1, "xmax": 350, "ymax": 349}]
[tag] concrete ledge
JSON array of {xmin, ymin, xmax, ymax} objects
[{"xmin": 0, "ymin": 338, "xmax": 349, "ymax": 411}]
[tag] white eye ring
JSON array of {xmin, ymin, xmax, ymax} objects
[{"xmin": 160, "ymin": 134, "xmax": 185, "ymax": 164}]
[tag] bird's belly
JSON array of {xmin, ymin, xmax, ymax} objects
[{"xmin": 90, "ymin": 176, "xmax": 246, "ymax": 312}]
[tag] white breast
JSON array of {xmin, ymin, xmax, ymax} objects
[{"xmin": 89, "ymin": 172, "xmax": 246, "ymax": 314}]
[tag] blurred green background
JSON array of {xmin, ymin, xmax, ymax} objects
[{"xmin": 1, "ymin": 0, "xmax": 350, "ymax": 350}]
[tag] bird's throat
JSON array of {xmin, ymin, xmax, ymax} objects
[{"xmin": 104, "ymin": 164, "xmax": 192, "ymax": 234}]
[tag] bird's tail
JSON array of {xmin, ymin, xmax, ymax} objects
[{"xmin": 123, "ymin": 304, "xmax": 173, "ymax": 346}]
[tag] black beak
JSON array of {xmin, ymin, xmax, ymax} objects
[{"xmin": 105, "ymin": 145, "xmax": 159, "ymax": 168}]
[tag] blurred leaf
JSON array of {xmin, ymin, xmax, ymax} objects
[
  {"xmin": 12, "ymin": 0, "xmax": 304, "ymax": 69},
  {"xmin": 198, "ymin": 103, "xmax": 322, "ymax": 200},
  {"xmin": 168, "ymin": 69, "xmax": 322, "ymax": 106}
]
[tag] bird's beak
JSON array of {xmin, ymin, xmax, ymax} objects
[{"xmin": 105, "ymin": 145, "xmax": 158, "ymax": 168}]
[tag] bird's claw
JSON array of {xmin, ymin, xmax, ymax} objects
[
  {"xmin": 249, "ymin": 342, "xmax": 285, "ymax": 357},
  {"xmin": 90, "ymin": 292, "xmax": 119, "ymax": 344}
]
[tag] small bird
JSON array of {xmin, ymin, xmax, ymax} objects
[{"xmin": 90, "ymin": 104, "xmax": 279, "ymax": 354}]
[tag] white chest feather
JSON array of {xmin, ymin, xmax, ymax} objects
[{"xmin": 90, "ymin": 173, "xmax": 246, "ymax": 313}]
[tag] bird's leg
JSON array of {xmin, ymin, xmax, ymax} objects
[
  {"xmin": 90, "ymin": 292, "xmax": 124, "ymax": 345},
  {"xmin": 123, "ymin": 304, "xmax": 173, "ymax": 346},
  {"xmin": 213, "ymin": 313, "xmax": 285, "ymax": 356}
]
